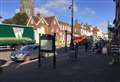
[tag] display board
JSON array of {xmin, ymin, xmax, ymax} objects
[{"xmin": 39, "ymin": 34, "xmax": 56, "ymax": 52}]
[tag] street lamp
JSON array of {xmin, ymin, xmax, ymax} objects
[{"xmin": 70, "ymin": 0, "xmax": 74, "ymax": 50}]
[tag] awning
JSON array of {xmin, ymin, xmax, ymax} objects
[{"xmin": 74, "ymin": 35, "xmax": 86, "ymax": 43}]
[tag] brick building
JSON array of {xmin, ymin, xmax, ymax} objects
[
  {"xmin": 73, "ymin": 20, "xmax": 81, "ymax": 35},
  {"xmin": 59, "ymin": 21, "xmax": 71, "ymax": 47},
  {"xmin": 27, "ymin": 15, "xmax": 70, "ymax": 47},
  {"xmin": 114, "ymin": 0, "xmax": 120, "ymax": 39},
  {"xmin": 27, "ymin": 15, "xmax": 104, "ymax": 47}
]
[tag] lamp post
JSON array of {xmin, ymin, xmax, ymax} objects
[{"xmin": 70, "ymin": 0, "xmax": 74, "ymax": 50}]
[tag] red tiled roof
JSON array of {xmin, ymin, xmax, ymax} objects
[
  {"xmin": 93, "ymin": 27, "xmax": 99, "ymax": 32},
  {"xmin": 59, "ymin": 21, "xmax": 71, "ymax": 26},
  {"xmin": 32, "ymin": 16, "xmax": 41, "ymax": 23},
  {"xmin": 44, "ymin": 16, "xmax": 55, "ymax": 25}
]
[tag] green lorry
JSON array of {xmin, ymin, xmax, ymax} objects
[{"xmin": 0, "ymin": 24, "xmax": 35, "ymax": 47}]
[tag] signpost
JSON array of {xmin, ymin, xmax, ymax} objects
[{"xmin": 38, "ymin": 33, "xmax": 56, "ymax": 69}]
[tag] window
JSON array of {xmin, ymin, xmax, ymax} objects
[
  {"xmin": 31, "ymin": 19, "xmax": 33, "ymax": 24},
  {"xmin": 60, "ymin": 25, "xmax": 62, "ymax": 28},
  {"xmin": 75, "ymin": 28, "xmax": 77, "ymax": 32},
  {"xmin": 63, "ymin": 26, "xmax": 65, "ymax": 30},
  {"xmin": 37, "ymin": 27, "xmax": 45, "ymax": 34},
  {"xmin": 57, "ymin": 29, "xmax": 59, "ymax": 32},
  {"xmin": 54, "ymin": 20, "xmax": 56, "ymax": 25},
  {"xmin": 65, "ymin": 26, "xmax": 67, "ymax": 30},
  {"xmin": 59, "ymin": 25, "xmax": 62, "ymax": 30},
  {"xmin": 51, "ymin": 28, "xmax": 54, "ymax": 32}
]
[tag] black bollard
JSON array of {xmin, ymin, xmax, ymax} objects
[
  {"xmin": 38, "ymin": 34, "xmax": 42, "ymax": 67},
  {"xmin": 53, "ymin": 33, "xmax": 56, "ymax": 69},
  {"xmin": 53, "ymin": 52, "xmax": 56, "ymax": 69}
]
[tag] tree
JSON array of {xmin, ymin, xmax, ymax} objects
[
  {"xmin": 2, "ymin": 12, "xmax": 28, "ymax": 25},
  {"xmin": 12, "ymin": 12, "xmax": 28, "ymax": 25},
  {"xmin": 2, "ymin": 19, "xmax": 13, "ymax": 24}
]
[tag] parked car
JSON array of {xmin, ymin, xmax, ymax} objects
[{"xmin": 10, "ymin": 44, "xmax": 40, "ymax": 61}]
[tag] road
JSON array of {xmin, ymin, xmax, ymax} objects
[
  {"xmin": 1, "ymin": 46, "xmax": 120, "ymax": 82},
  {"xmin": 0, "ymin": 46, "xmax": 85, "ymax": 67},
  {"xmin": 0, "ymin": 46, "xmax": 84, "ymax": 67}
]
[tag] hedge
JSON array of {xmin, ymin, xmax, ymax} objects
[{"xmin": 0, "ymin": 37, "xmax": 35, "ymax": 46}]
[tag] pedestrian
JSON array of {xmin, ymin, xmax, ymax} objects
[
  {"xmin": 97, "ymin": 40, "xmax": 102, "ymax": 54},
  {"xmin": 102, "ymin": 44, "xmax": 107, "ymax": 56},
  {"xmin": 92, "ymin": 41, "xmax": 97, "ymax": 52},
  {"xmin": 95, "ymin": 42, "xmax": 99, "ymax": 53}
]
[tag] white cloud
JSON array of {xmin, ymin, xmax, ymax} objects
[
  {"xmin": 15, "ymin": 0, "xmax": 78, "ymax": 17},
  {"xmin": 44, "ymin": 0, "xmax": 71, "ymax": 10},
  {"xmin": 79, "ymin": 8, "xmax": 96, "ymax": 17},
  {"xmin": 37, "ymin": 0, "xmax": 78, "ymax": 16},
  {"xmin": 15, "ymin": 9, "xmax": 20, "ymax": 13}
]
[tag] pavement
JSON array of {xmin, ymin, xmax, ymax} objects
[
  {"xmin": 0, "ymin": 51, "xmax": 11, "ymax": 61},
  {"xmin": 0, "ymin": 46, "xmax": 120, "ymax": 82}
]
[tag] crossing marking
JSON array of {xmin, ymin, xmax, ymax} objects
[
  {"xmin": 1, "ymin": 61, "xmax": 13, "ymax": 67},
  {"xmin": 16, "ymin": 59, "xmax": 38, "ymax": 68}
]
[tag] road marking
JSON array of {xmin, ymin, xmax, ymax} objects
[
  {"xmin": 1, "ymin": 61, "xmax": 13, "ymax": 67},
  {"xmin": 16, "ymin": 59, "xmax": 38, "ymax": 68}
]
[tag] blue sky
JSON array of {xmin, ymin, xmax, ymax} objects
[{"xmin": 0, "ymin": 0, "xmax": 115, "ymax": 32}]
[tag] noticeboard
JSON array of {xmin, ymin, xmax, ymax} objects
[
  {"xmin": 38, "ymin": 33, "xmax": 56, "ymax": 69},
  {"xmin": 39, "ymin": 34, "xmax": 56, "ymax": 52}
]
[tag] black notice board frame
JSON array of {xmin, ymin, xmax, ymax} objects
[
  {"xmin": 39, "ymin": 34, "xmax": 56, "ymax": 53},
  {"xmin": 38, "ymin": 33, "xmax": 56, "ymax": 69}
]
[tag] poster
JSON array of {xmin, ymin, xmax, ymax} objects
[{"xmin": 40, "ymin": 39, "xmax": 53, "ymax": 51}]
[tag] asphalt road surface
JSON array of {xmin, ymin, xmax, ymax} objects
[{"xmin": 1, "ymin": 46, "xmax": 120, "ymax": 82}]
